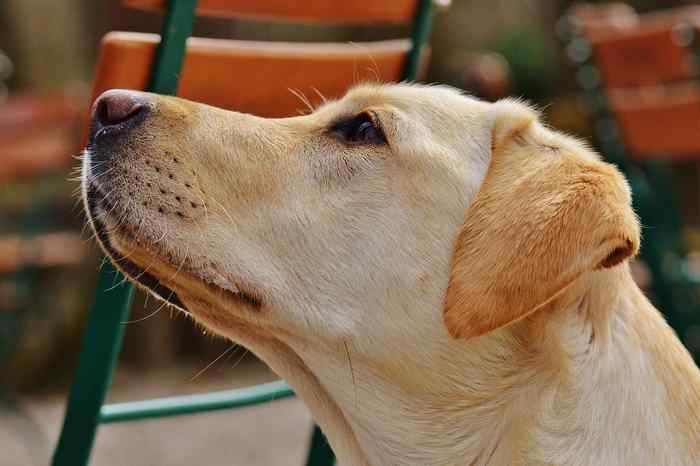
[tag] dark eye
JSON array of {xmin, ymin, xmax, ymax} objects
[{"xmin": 331, "ymin": 112, "xmax": 386, "ymax": 145}]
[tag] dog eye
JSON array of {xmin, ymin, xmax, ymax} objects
[{"xmin": 331, "ymin": 112, "xmax": 386, "ymax": 145}]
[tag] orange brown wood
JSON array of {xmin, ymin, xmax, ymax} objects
[
  {"xmin": 608, "ymin": 82, "xmax": 700, "ymax": 159},
  {"xmin": 91, "ymin": 32, "xmax": 411, "ymax": 118},
  {"xmin": 569, "ymin": 2, "xmax": 639, "ymax": 40},
  {"xmin": 591, "ymin": 23, "xmax": 698, "ymax": 88},
  {"xmin": 123, "ymin": 0, "xmax": 419, "ymax": 23},
  {"xmin": 571, "ymin": 4, "xmax": 700, "ymax": 42},
  {"xmin": 0, "ymin": 93, "xmax": 82, "ymax": 181},
  {"xmin": 0, "ymin": 232, "xmax": 85, "ymax": 274}
]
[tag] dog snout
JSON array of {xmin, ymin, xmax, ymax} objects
[{"xmin": 90, "ymin": 89, "xmax": 149, "ymax": 144}]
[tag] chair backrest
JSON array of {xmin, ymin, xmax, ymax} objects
[
  {"xmin": 607, "ymin": 83, "xmax": 700, "ymax": 157},
  {"xmin": 0, "ymin": 93, "xmax": 84, "ymax": 282},
  {"xmin": 0, "ymin": 93, "xmax": 81, "ymax": 183},
  {"xmin": 570, "ymin": 4, "xmax": 700, "ymax": 160},
  {"xmin": 123, "ymin": 0, "xmax": 421, "ymax": 23},
  {"xmin": 91, "ymin": 0, "xmax": 429, "ymax": 115},
  {"xmin": 93, "ymin": 33, "xmax": 415, "ymax": 117}
]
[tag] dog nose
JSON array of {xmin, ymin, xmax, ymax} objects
[
  {"xmin": 91, "ymin": 90, "xmax": 147, "ymax": 142},
  {"xmin": 94, "ymin": 90, "xmax": 144, "ymax": 127}
]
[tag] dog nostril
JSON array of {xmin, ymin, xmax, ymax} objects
[{"xmin": 94, "ymin": 90, "xmax": 144, "ymax": 128}]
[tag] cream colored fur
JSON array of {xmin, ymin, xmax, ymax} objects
[{"xmin": 83, "ymin": 83, "xmax": 700, "ymax": 466}]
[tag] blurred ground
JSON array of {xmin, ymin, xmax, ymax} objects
[{"xmin": 2, "ymin": 357, "xmax": 313, "ymax": 466}]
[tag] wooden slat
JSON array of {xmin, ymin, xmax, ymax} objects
[
  {"xmin": 571, "ymin": 4, "xmax": 700, "ymax": 88},
  {"xmin": 123, "ymin": 0, "xmax": 419, "ymax": 24},
  {"xmin": 0, "ymin": 93, "xmax": 82, "ymax": 181},
  {"xmin": 569, "ymin": 2, "xmax": 639, "ymax": 41},
  {"xmin": 92, "ymin": 32, "xmax": 411, "ymax": 118},
  {"xmin": 571, "ymin": 4, "xmax": 700, "ymax": 42},
  {"xmin": 591, "ymin": 23, "xmax": 697, "ymax": 88},
  {"xmin": 0, "ymin": 232, "xmax": 85, "ymax": 274},
  {"xmin": 1, "ymin": 127, "xmax": 78, "ymax": 182},
  {"xmin": 608, "ymin": 83, "xmax": 700, "ymax": 160}
]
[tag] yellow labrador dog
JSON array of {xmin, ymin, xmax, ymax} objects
[{"xmin": 83, "ymin": 84, "xmax": 700, "ymax": 466}]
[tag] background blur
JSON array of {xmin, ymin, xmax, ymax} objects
[{"xmin": 1, "ymin": 1, "xmax": 699, "ymax": 465}]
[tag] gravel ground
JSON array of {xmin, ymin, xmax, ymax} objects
[{"xmin": 2, "ymin": 359, "xmax": 314, "ymax": 466}]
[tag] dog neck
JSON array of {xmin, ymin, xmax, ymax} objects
[
  {"xmin": 515, "ymin": 266, "xmax": 700, "ymax": 466},
  {"xmin": 277, "ymin": 265, "xmax": 700, "ymax": 466}
]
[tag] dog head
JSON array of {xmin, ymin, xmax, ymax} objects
[
  {"xmin": 83, "ymin": 84, "xmax": 498, "ymax": 341},
  {"xmin": 82, "ymin": 83, "xmax": 640, "ymax": 463}
]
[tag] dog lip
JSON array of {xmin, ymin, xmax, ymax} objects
[
  {"xmin": 85, "ymin": 181, "xmax": 261, "ymax": 310},
  {"xmin": 85, "ymin": 182, "xmax": 188, "ymax": 312}
]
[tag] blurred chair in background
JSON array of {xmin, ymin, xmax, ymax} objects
[
  {"xmin": 0, "ymin": 49, "xmax": 87, "ymax": 466},
  {"xmin": 0, "ymin": 50, "xmax": 11, "ymax": 101},
  {"xmin": 562, "ymin": 2, "xmax": 700, "ymax": 359},
  {"xmin": 460, "ymin": 52, "xmax": 511, "ymax": 101},
  {"xmin": 52, "ymin": 1, "xmax": 439, "ymax": 465}
]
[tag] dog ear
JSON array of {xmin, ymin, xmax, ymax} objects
[{"xmin": 443, "ymin": 100, "xmax": 640, "ymax": 339}]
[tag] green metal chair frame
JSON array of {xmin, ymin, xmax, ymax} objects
[
  {"xmin": 560, "ymin": 9, "xmax": 700, "ymax": 360},
  {"xmin": 51, "ymin": 1, "xmax": 436, "ymax": 465}
]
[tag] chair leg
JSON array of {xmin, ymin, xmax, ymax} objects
[
  {"xmin": 403, "ymin": 0, "xmax": 434, "ymax": 81},
  {"xmin": 52, "ymin": 2, "xmax": 196, "ymax": 462},
  {"xmin": 304, "ymin": 424, "xmax": 335, "ymax": 466},
  {"xmin": 51, "ymin": 263, "xmax": 134, "ymax": 466}
]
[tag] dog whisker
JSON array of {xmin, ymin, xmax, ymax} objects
[
  {"xmin": 343, "ymin": 340, "xmax": 358, "ymax": 408},
  {"xmin": 121, "ymin": 305, "xmax": 163, "ymax": 324},
  {"xmin": 208, "ymin": 197, "xmax": 236, "ymax": 227},
  {"xmin": 188, "ymin": 344, "xmax": 238, "ymax": 382},
  {"xmin": 228, "ymin": 348, "xmax": 250, "ymax": 371},
  {"xmin": 288, "ymin": 87, "xmax": 315, "ymax": 115},
  {"xmin": 310, "ymin": 86, "xmax": 328, "ymax": 105}
]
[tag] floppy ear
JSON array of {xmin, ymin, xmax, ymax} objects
[{"xmin": 444, "ymin": 100, "xmax": 640, "ymax": 339}]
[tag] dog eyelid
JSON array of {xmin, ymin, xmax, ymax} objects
[{"xmin": 329, "ymin": 111, "xmax": 387, "ymax": 145}]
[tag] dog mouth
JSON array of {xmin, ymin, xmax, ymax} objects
[
  {"xmin": 85, "ymin": 181, "xmax": 263, "ymax": 313},
  {"xmin": 85, "ymin": 183, "xmax": 190, "ymax": 311}
]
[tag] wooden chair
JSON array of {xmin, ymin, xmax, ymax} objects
[
  {"xmin": 0, "ymin": 91, "xmax": 85, "ymax": 372},
  {"xmin": 0, "ymin": 92, "xmax": 85, "ymax": 282},
  {"xmin": 562, "ymin": 3, "xmax": 700, "ymax": 359},
  {"xmin": 51, "ymin": 1, "xmax": 438, "ymax": 465}
]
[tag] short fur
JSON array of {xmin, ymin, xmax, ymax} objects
[{"xmin": 83, "ymin": 84, "xmax": 700, "ymax": 466}]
